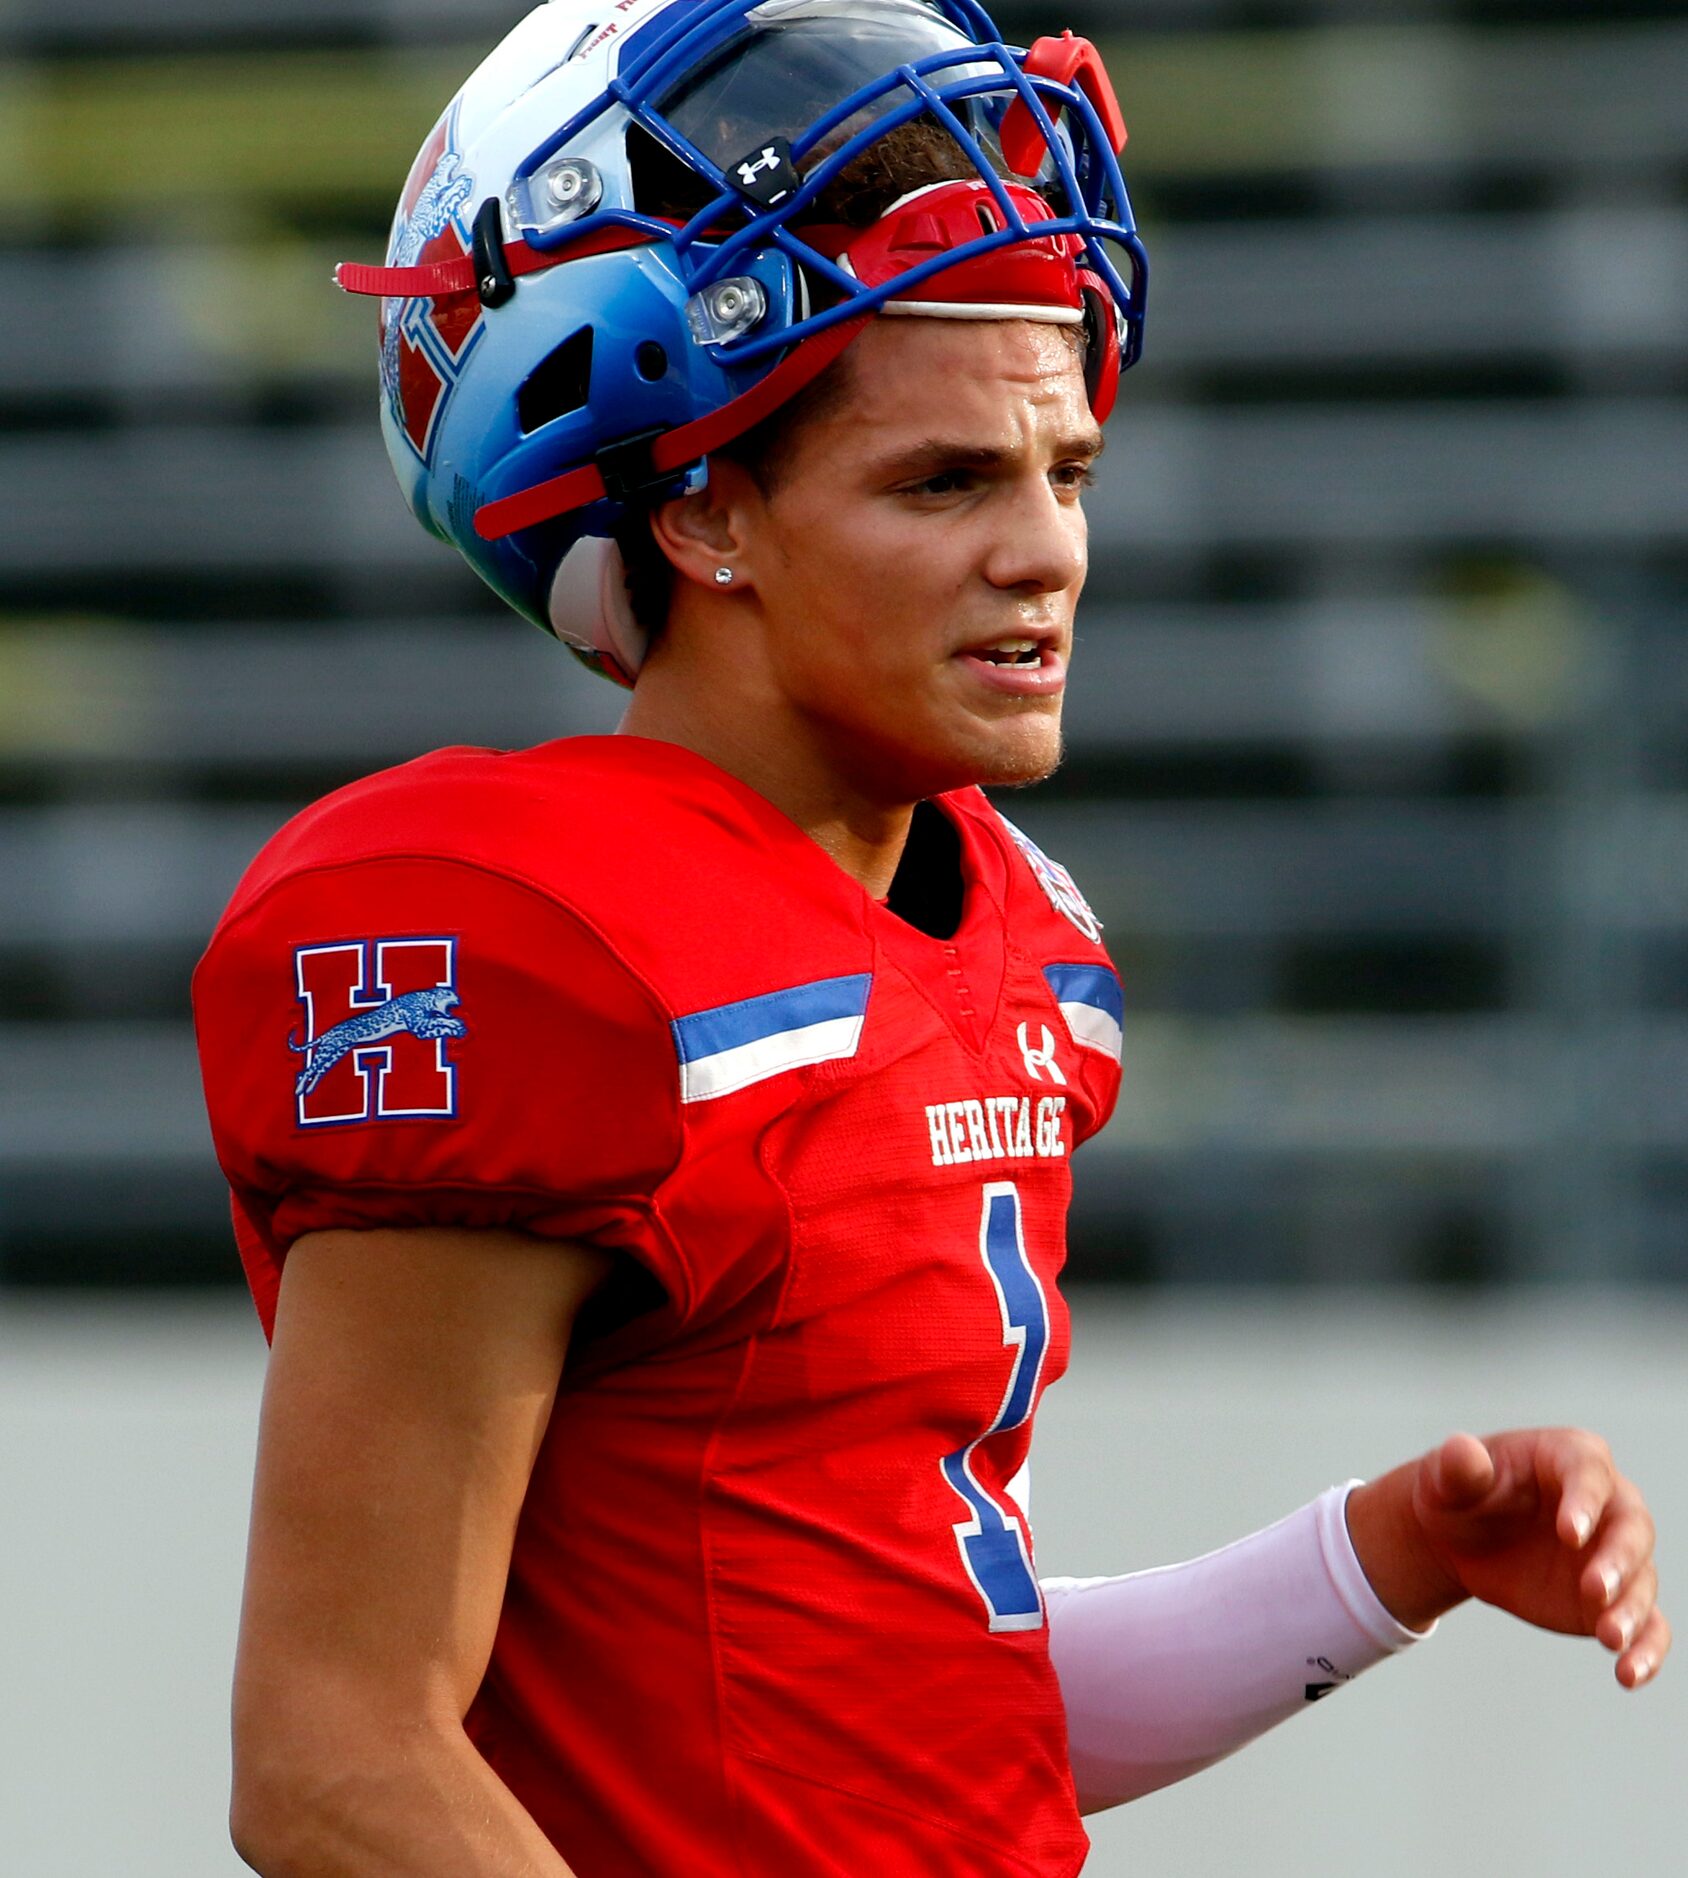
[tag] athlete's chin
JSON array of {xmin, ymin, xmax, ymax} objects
[
  {"xmin": 972, "ymin": 742, "xmax": 1064, "ymax": 791},
  {"xmin": 841, "ymin": 694, "xmax": 1065, "ymax": 800},
  {"xmin": 925, "ymin": 716, "xmax": 1065, "ymax": 795}
]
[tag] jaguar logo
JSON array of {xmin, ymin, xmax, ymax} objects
[{"xmin": 290, "ymin": 986, "xmax": 467, "ymax": 1098}]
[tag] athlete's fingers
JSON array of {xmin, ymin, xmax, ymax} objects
[
  {"xmin": 1595, "ymin": 1561, "xmax": 1658, "ymax": 1652},
  {"xmin": 1616, "ymin": 1604, "xmax": 1671, "ymax": 1690},
  {"xmin": 1580, "ymin": 1482, "xmax": 1657, "ymax": 1612},
  {"xmin": 1538, "ymin": 1432, "xmax": 1618, "ymax": 1549}
]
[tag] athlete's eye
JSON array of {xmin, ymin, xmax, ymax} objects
[
  {"xmin": 909, "ymin": 469, "xmax": 973, "ymax": 497},
  {"xmin": 1051, "ymin": 463, "xmax": 1097, "ymax": 494}
]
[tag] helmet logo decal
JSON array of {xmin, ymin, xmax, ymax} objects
[
  {"xmin": 379, "ymin": 102, "xmax": 484, "ymax": 466},
  {"xmin": 729, "ymin": 136, "xmax": 799, "ymax": 208},
  {"xmin": 570, "ymin": 0, "xmax": 667, "ymax": 63}
]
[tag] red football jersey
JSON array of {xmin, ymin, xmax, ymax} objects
[{"xmin": 194, "ymin": 736, "xmax": 1124, "ymax": 1877}]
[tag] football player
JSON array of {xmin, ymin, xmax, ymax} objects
[{"xmin": 193, "ymin": 3, "xmax": 1668, "ymax": 1873}]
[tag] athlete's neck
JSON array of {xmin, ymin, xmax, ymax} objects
[{"xmin": 619, "ymin": 650, "xmax": 915, "ymax": 901}]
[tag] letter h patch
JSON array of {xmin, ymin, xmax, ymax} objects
[{"xmin": 291, "ymin": 937, "xmax": 466, "ymax": 1127}]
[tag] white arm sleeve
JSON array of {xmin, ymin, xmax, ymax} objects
[{"xmin": 1041, "ymin": 1483, "xmax": 1431, "ymax": 1813}]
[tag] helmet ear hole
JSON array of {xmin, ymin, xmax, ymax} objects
[{"xmin": 517, "ymin": 326, "xmax": 595, "ymax": 434}]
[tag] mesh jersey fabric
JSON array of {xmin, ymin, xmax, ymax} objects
[{"xmin": 193, "ymin": 734, "xmax": 1124, "ymax": 1877}]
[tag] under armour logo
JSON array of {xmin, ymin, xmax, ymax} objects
[
  {"xmin": 737, "ymin": 146, "xmax": 782, "ymax": 186},
  {"xmin": 1017, "ymin": 1022, "xmax": 1067, "ymax": 1085},
  {"xmin": 728, "ymin": 134, "xmax": 798, "ymax": 207}
]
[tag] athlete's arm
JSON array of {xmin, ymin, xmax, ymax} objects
[
  {"xmin": 230, "ymin": 1225, "xmax": 610, "ymax": 1878},
  {"xmin": 1043, "ymin": 1483, "xmax": 1419, "ymax": 1811},
  {"xmin": 1045, "ymin": 1428, "xmax": 1666, "ymax": 1814}
]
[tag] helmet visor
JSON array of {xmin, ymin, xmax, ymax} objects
[{"xmin": 656, "ymin": 0, "xmax": 998, "ymax": 171}]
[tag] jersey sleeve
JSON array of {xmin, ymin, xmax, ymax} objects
[{"xmin": 193, "ymin": 855, "xmax": 685, "ymax": 1326}]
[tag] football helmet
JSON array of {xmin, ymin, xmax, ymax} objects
[{"xmin": 339, "ymin": 0, "xmax": 1148, "ymax": 683}]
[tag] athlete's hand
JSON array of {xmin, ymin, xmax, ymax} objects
[{"xmin": 1346, "ymin": 1429, "xmax": 1669, "ymax": 1689}]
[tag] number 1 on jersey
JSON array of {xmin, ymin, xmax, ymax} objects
[{"xmin": 941, "ymin": 1181, "xmax": 1049, "ymax": 1632}]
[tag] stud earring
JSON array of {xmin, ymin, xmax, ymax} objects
[{"xmin": 714, "ymin": 566, "xmax": 734, "ymax": 586}]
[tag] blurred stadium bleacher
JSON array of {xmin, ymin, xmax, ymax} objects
[{"xmin": 2, "ymin": 0, "xmax": 1684, "ymax": 1289}]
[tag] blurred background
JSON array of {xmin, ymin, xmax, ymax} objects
[
  {"xmin": 1, "ymin": 0, "xmax": 1683, "ymax": 1871},
  {"xmin": 3, "ymin": 0, "xmax": 1687, "ymax": 1286}
]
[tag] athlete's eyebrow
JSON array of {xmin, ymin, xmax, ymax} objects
[{"xmin": 872, "ymin": 431, "xmax": 1106, "ymax": 479}]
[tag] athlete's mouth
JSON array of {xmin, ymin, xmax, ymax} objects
[
  {"xmin": 953, "ymin": 632, "xmax": 1068, "ymax": 697},
  {"xmin": 955, "ymin": 628, "xmax": 1063, "ymax": 665},
  {"xmin": 972, "ymin": 638, "xmax": 1044, "ymax": 667}
]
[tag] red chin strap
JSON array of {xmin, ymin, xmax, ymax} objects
[{"xmin": 474, "ymin": 178, "xmax": 1117, "ymax": 543}]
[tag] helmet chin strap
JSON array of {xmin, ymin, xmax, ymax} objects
[{"xmin": 335, "ymin": 219, "xmax": 661, "ymax": 301}]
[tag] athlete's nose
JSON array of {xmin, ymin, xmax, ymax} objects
[{"xmin": 983, "ymin": 474, "xmax": 1087, "ymax": 597}]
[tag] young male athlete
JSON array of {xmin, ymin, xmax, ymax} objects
[{"xmin": 193, "ymin": 4, "xmax": 1668, "ymax": 1873}]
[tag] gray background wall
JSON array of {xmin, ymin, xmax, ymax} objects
[{"xmin": 4, "ymin": 1293, "xmax": 1683, "ymax": 1875}]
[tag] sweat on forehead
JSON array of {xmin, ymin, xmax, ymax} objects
[{"xmin": 730, "ymin": 316, "xmax": 1088, "ymax": 493}]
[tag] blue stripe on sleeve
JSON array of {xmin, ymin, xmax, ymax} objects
[
  {"xmin": 671, "ymin": 972, "xmax": 874, "ymax": 1065},
  {"xmin": 1042, "ymin": 963, "xmax": 1123, "ymax": 1025}
]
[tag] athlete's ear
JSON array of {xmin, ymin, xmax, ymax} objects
[{"xmin": 649, "ymin": 457, "xmax": 762, "ymax": 596}]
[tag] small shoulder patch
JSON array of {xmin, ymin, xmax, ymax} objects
[
  {"xmin": 997, "ymin": 815, "xmax": 1104, "ymax": 945},
  {"xmin": 291, "ymin": 937, "xmax": 467, "ymax": 1127}
]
